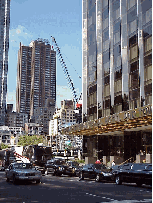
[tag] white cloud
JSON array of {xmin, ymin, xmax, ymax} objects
[{"xmin": 9, "ymin": 25, "xmax": 33, "ymax": 48}]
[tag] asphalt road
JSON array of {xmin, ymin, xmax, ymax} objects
[{"xmin": 0, "ymin": 172, "xmax": 152, "ymax": 203}]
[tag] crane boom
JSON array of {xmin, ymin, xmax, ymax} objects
[{"xmin": 51, "ymin": 36, "xmax": 78, "ymax": 104}]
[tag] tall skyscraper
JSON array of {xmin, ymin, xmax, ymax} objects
[
  {"xmin": 82, "ymin": 0, "xmax": 152, "ymax": 121},
  {"xmin": 30, "ymin": 39, "xmax": 56, "ymax": 118},
  {"xmin": 0, "ymin": 0, "xmax": 10, "ymax": 125},
  {"xmin": 16, "ymin": 39, "xmax": 56, "ymax": 119},
  {"xmin": 80, "ymin": 0, "xmax": 152, "ymax": 161},
  {"xmin": 16, "ymin": 43, "xmax": 32, "ymax": 116}
]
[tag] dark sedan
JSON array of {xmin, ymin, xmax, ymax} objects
[
  {"xmin": 79, "ymin": 163, "xmax": 113, "ymax": 182},
  {"xmin": 58, "ymin": 161, "xmax": 80, "ymax": 177},
  {"xmin": 44, "ymin": 158, "xmax": 66, "ymax": 175},
  {"xmin": 112, "ymin": 163, "xmax": 152, "ymax": 186}
]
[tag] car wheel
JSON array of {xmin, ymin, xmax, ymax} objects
[
  {"xmin": 95, "ymin": 174, "xmax": 100, "ymax": 182},
  {"xmin": 13, "ymin": 175, "xmax": 17, "ymax": 184},
  {"xmin": 136, "ymin": 181, "xmax": 142, "ymax": 187},
  {"xmin": 6, "ymin": 177, "xmax": 9, "ymax": 182},
  {"xmin": 45, "ymin": 169, "xmax": 48, "ymax": 175},
  {"xmin": 36, "ymin": 180, "xmax": 40, "ymax": 184},
  {"xmin": 115, "ymin": 175, "xmax": 122, "ymax": 185},
  {"xmin": 79, "ymin": 172, "xmax": 84, "ymax": 180}
]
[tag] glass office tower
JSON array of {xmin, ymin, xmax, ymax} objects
[
  {"xmin": 0, "ymin": 0, "xmax": 10, "ymax": 125},
  {"xmin": 82, "ymin": 0, "xmax": 152, "ymax": 122}
]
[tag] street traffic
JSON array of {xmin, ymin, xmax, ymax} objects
[{"xmin": 0, "ymin": 170, "xmax": 152, "ymax": 203}]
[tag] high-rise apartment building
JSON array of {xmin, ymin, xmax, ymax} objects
[
  {"xmin": 82, "ymin": 0, "xmax": 152, "ymax": 121},
  {"xmin": 16, "ymin": 43, "xmax": 32, "ymax": 116},
  {"xmin": 0, "ymin": 0, "xmax": 10, "ymax": 125},
  {"xmin": 16, "ymin": 39, "xmax": 56, "ymax": 119},
  {"xmin": 30, "ymin": 39, "xmax": 56, "ymax": 118}
]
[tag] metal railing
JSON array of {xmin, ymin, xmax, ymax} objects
[{"xmin": 119, "ymin": 157, "xmax": 135, "ymax": 165}]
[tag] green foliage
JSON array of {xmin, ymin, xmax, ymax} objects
[
  {"xmin": 18, "ymin": 135, "xmax": 44, "ymax": 147},
  {"xmin": 1, "ymin": 143, "xmax": 9, "ymax": 149},
  {"xmin": 75, "ymin": 159, "xmax": 85, "ymax": 164}
]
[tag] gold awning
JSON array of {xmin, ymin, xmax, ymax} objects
[{"xmin": 61, "ymin": 105, "xmax": 152, "ymax": 136}]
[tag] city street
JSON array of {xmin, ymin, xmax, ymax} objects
[{"xmin": 0, "ymin": 172, "xmax": 152, "ymax": 203}]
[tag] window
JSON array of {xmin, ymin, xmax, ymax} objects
[
  {"xmin": 129, "ymin": 19, "xmax": 137, "ymax": 34},
  {"xmin": 145, "ymin": 36, "xmax": 152, "ymax": 53},
  {"xmin": 128, "ymin": 0, "xmax": 136, "ymax": 10},
  {"xmin": 129, "ymin": 45, "xmax": 138, "ymax": 61},
  {"xmin": 146, "ymin": 8, "xmax": 152, "ymax": 23},
  {"xmin": 144, "ymin": 65, "xmax": 152, "ymax": 81},
  {"xmin": 104, "ymin": 84, "xmax": 110, "ymax": 97}
]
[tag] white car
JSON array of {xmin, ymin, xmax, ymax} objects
[{"xmin": 5, "ymin": 163, "xmax": 42, "ymax": 184}]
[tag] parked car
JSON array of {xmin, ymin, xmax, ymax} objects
[
  {"xmin": 5, "ymin": 163, "xmax": 42, "ymax": 184},
  {"xmin": 79, "ymin": 163, "xmax": 113, "ymax": 182},
  {"xmin": 112, "ymin": 163, "xmax": 152, "ymax": 186},
  {"xmin": 44, "ymin": 158, "xmax": 66, "ymax": 175}
]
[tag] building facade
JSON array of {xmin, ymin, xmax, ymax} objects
[
  {"xmin": 0, "ymin": 0, "xmax": 10, "ymax": 125},
  {"xmin": 16, "ymin": 39, "xmax": 56, "ymax": 119},
  {"xmin": 16, "ymin": 43, "xmax": 32, "ymax": 116},
  {"xmin": 70, "ymin": 0, "xmax": 152, "ymax": 163},
  {"xmin": 30, "ymin": 39, "xmax": 56, "ymax": 118},
  {"xmin": 82, "ymin": 0, "xmax": 152, "ymax": 121},
  {"xmin": 5, "ymin": 112, "xmax": 28, "ymax": 128}
]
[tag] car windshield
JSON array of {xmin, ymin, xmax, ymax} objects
[
  {"xmin": 13, "ymin": 163, "xmax": 34, "ymax": 169},
  {"xmin": 68, "ymin": 162, "xmax": 79, "ymax": 167}
]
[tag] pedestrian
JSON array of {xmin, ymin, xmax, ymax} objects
[
  {"xmin": 95, "ymin": 160, "xmax": 101, "ymax": 164},
  {"xmin": 112, "ymin": 160, "xmax": 115, "ymax": 166}
]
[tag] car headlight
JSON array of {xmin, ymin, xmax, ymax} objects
[
  {"xmin": 59, "ymin": 167, "xmax": 63, "ymax": 171},
  {"xmin": 102, "ymin": 172, "xmax": 112, "ymax": 176}
]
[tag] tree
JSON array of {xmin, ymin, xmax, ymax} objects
[
  {"xmin": 18, "ymin": 135, "xmax": 44, "ymax": 147},
  {"xmin": 0, "ymin": 143, "xmax": 9, "ymax": 149}
]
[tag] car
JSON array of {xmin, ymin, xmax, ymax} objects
[
  {"xmin": 79, "ymin": 163, "xmax": 113, "ymax": 182},
  {"xmin": 5, "ymin": 163, "xmax": 42, "ymax": 184},
  {"xmin": 112, "ymin": 163, "xmax": 152, "ymax": 186},
  {"xmin": 57, "ymin": 161, "xmax": 80, "ymax": 177},
  {"xmin": 44, "ymin": 158, "xmax": 66, "ymax": 175}
]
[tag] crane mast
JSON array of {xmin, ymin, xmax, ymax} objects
[{"xmin": 51, "ymin": 36, "xmax": 79, "ymax": 104}]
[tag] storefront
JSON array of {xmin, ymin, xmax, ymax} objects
[{"xmin": 61, "ymin": 105, "xmax": 152, "ymax": 163}]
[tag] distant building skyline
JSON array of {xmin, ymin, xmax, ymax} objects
[{"xmin": 0, "ymin": 0, "xmax": 10, "ymax": 126}]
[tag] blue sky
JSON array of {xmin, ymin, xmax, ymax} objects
[{"xmin": 7, "ymin": 0, "xmax": 82, "ymax": 110}]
